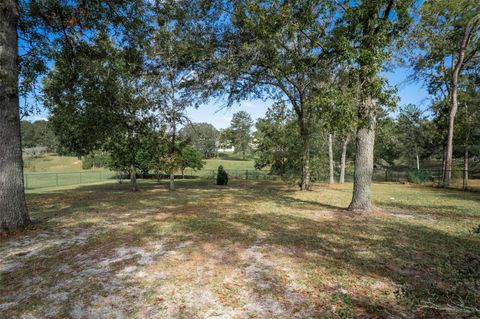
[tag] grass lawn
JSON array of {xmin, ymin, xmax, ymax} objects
[
  {"xmin": 1, "ymin": 180, "xmax": 479, "ymax": 318},
  {"xmin": 23, "ymin": 153, "xmax": 87, "ymax": 172},
  {"xmin": 23, "ymin": 153, "xmax": 258, "ymax": 174},
  {"xmin": 22, "ymin": 153, "xmax": 261, "ymax": 190},
  {"xmin": 202, "ymin": 158, "xmax": 256, "ymax": 172},
  {"xmin": 191, "ymin": 153, "xmax": 260, "ymax": 178}
]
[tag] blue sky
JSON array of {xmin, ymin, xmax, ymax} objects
[
  {"xmin": 185, "ymin": 67, "xmax": 431, "ymax": 129},
  {"xmin": 25, "ymin": 66, "xmax": 430, "ymax": 129}
]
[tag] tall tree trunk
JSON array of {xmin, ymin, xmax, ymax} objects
[
  {"xmin": 130, "ymin": 162, "xmax": 138, "ymax": 192},
  {"xmin": 299, "ymin": 112, "xmax": 311, "ymax": 191},
  {"xmin": 441, "ymin": 144, "xmax": 447, "ymax": 179},
  {"xmin": 328, "ymin": 133, "xmax": 334, "ymax": 184},
  {"xmin": 169, "ymin": 99, "xmax": 176, "ymax": 191},
  {"xmin": 169, "ymin": 172, "xmax": 175, "ymax": 190},
  {"xmin": 463, "ymin": 148, "xmax": 468, "ymax": 190},
  {"xmin": 0, "ymin": 0, "xmax": 30, "ymax": 231},
  {"xmin": 444, "ymin": 82, "xmax": 457, "ymax": 186},
  {"xmin": 463, "ymin": 102, "xmax": 470, "ymax": 190},
  {"xmin": 415, "ymin": 145, "xmax": 420, "ymax": 171},
  {"xmin": 443, "ymin": 19, "xmax": 479, "ymax": 185},
  {"xmin": 300, "ymin": 138, "xmax": 311, "ymax": 191},
  {"xmin": 339, "ymin": 136, "xmax": 349, "ymax": 184},
  {"xmin": 348, "ymin": 97, "xmax": 376, "ymax": 212}
]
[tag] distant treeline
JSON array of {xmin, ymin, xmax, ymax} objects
[{"xmin": 20, "ymin": 120, "xmax": 66, "ymax": 155}]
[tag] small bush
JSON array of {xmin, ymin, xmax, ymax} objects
[{"xmin": 216, "ymin": 165, "xmax": 228, "ymax": 185}]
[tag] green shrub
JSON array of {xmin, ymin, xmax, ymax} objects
[{"xmin": 216, "ymin": 165, "xmax": 228, "ymax": 185}]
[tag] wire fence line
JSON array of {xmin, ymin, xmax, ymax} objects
[
  {"xmin": 376, "ymin": 168, "xmax": 480, "ymax": 191},
  {"xmin": 211, "ymin": 167, "xmax": 480, "ymax": 187},
  {"xmin": 190, "ymin": 167, "xmax": 480, "ymax": 192},
  {"xmin": 24, "ymin": 170, "xmax": 117, "ymax": 190},
  {"xmin": 23, "ymin": 169, "xmax": 280, "ymax": 190},
  {"xmin": 23, "ymin": 167, "xmax": 480, "ymax": 192},
  {"xmin": 195, "ymin": 169, "xmax": 281, "ymax": 181}
]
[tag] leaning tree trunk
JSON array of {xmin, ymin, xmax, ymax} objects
[
  {"xmin": 328, "ymin": 133, "xmax": 334, "ymax": 184},
  {"xmin": 339, "ymin": 136, "xmax": 349, "ymax": 184},
  {"xmin": 0, "ymin": 0, "xmax": 30, "ymax": 231},
  {"xmin": 443, "ymin": 19, "xmax": 479, "ymax": 185},
  {"xmin": 130, "ymin": 162, "xmax": 138, "ymax": 192},
  {"xmin": 348, "ymin": 97, "xmax": 376, "ymax": 212}
]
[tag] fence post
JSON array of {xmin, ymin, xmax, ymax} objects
[
  {"xmin": 56, "ymin": 173, "xmax": 59, "ymax": 187},
  {"xmin": 80, "ymin": 172, "xmax": 82, "ymax": 184},
  {"xmin": 25, "ymin": 174, "xmax": 28, "ymax": 189}
]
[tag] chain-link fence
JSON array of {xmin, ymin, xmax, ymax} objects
[
  {"xmin": 195, "ymin": 169, "xmax": 281, "ymax": 181},
  {"xmin": 24, "ymin": 170, "xmax": 117, "ymax": 190},
  {"xmin": 373, "ymin": 168, "xmax": 480, "ymax": 191},
  {"xmin": 187, "ymin": 167, "xmax": 480, "ymax": 191},
  {"xmin": 23, "ymin": 167, "xmax": 480, "ymax": 192}
]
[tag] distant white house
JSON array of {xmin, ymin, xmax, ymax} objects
[
  {"xmin": 217, "ymin": 145, "xmax": 235, "ymax": 153},
  {"xmin": 216, "ymin": 138, "xmax": 258, "ymax": 153},
  {"xmin": 216, "ymin": 140, "xmax": 235, "ymax": 153}
]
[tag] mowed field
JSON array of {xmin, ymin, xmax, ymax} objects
[
  {"xmin": 22, "ymin": 153, "xmax": 261, "ymax": 190},
  {"xmin": 1, "ymin": 179, "xmax": 479, "ymax": 318},
  {"xmin": 23, "ymin": 154, "xmax": 85, "ymax": 172},
  {"xmin": 24, "ymin": 153, "xmax": 258, "ymax": 174}
]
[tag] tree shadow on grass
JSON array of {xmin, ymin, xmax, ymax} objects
[
  {"xmin": 10, "ymin": 179, "xmax": 480, "ymax": 317},
  {"xmin": 172, "ymin": 210, "xmax": 480, "ymax": 317}
]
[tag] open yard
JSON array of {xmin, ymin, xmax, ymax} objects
[
  {"xmin": 1, "ymin": 180, "xmax": 479, "ymax": 318},
  {"xmin": 23, "ymin": 154, "xmax": 86, "ymax": 173}
]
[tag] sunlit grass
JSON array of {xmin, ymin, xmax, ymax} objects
[
  {"xmin": 23, "ymin": 153, "xmax": 89, "ymax": 172},
  {"xmin": 2, "ymin": 180, "xmax": 479, "ymax": 318}
]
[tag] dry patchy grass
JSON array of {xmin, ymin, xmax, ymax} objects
[{"xmin": 1, "ymin": 180, "xmax": 479, "ymax": 318}]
